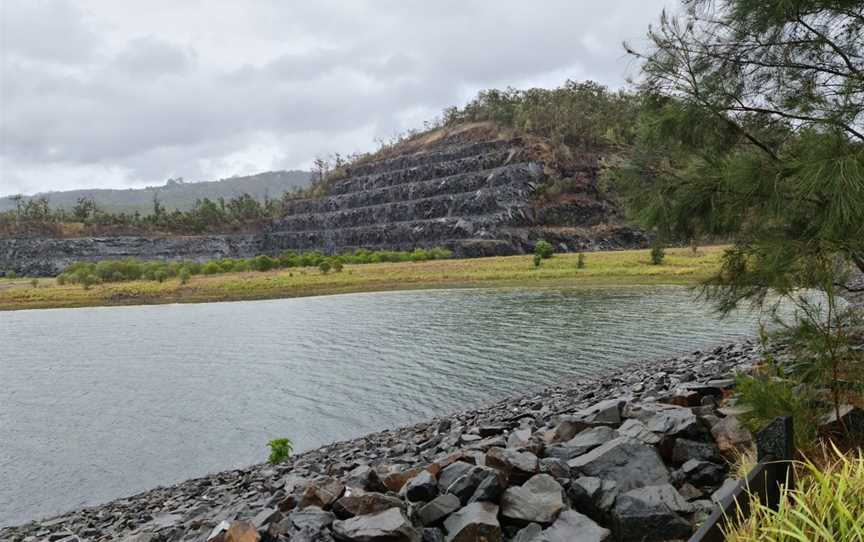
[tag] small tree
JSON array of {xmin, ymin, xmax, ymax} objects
[
  {"xmin": 533, "ymin": 253, "xmax": 542, "ymax": 268},
  {"xmin": 318, "ymin": 260, "xmax": 332, "ymax": 274},
  {"xmin": 179, "ymin": 268, "xmax": 191, "ymax": 285},
  {"xmin": 30, "ymin": 278, "xmax": 38, "ymax": 288},
  {"xmin": 650, "ymin": 241, "xmax": 665, "ymax": 265},
  {"xmin": 577, "ymin": 253, "xmax": 586, "ymax": 269},
  {"xmin": 534, "ymin": 240, "xmax": 554, "ymax": 259},
  {"xmin": 267, "ymin": 438, "xmax": 294, "ymax": 464}
]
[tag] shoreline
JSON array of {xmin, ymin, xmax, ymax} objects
[
  {"xmin": 1, "ymin": 337, "xmax": 763, "ymax": 541},
  {"xmin": 0, "ymin": 246, "xmax": 723, "ymax": 311}
]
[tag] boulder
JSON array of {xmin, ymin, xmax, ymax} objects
[
  {"xmin": 641, "ymin": 405, "xmax": 701, "ymax": 438},
  {"xmin": 438, "ymin": 463, "xmax": 474, "ymax": 491},
  {"xmin": 445, "ymin": 466, "xmax": 501, "ymax": 505},
  {"xmin": 567, "ymin": 437, "xmax": 670, "ymax": 492},
  {"xmin": 710, "ymin": 417, "xmax": 753, "ymax": 456},
  {"xmin": 500, "ymin": 474, "xmax": 564, "ymax": 525},
  {"xmin": 512, "ymin": 523, "xmax": 542, "ymax": 542},
  {"xmin": 422, "ymin": 528, "xmax": 445, "ymax": 542},
  {"xmin": 819, "ymin": 405, "xmax": 864, "ymax": 435},
  {"xmin": 671, "ymin": 439, "xmax": 720, "ymax": 465},
  {"xmin": 485, "ymin": 447, "xmax": 539, "ymax": 483},
  {"xmin": 417, "ymin": 494, "xmax": 461, "ymax": 526},
  {"xmin": 443, "ymin": 502, "xmax": 501, "ymax": 542},
  {"xmin": 538, "ymin": 458, "xmax": 569, "ymax": 480},
  {"xmin": 619, "ymin": 484, "xmax": 693, "ymax": 514},
  {"xmin": 563, "ymin": 426, "xmax": 619, "ymax": 456},
  {"xmin": 383, "ymin": 468, "xmax": 423, "ymax": 493},
  {"xmin": 291, "ymin": 507, "xmax": 336, "ymax": 532},
  {"xmin": 542, "ymin": 510, "xmax": 611, "ymax": 542},
  {"xmin": 220, "ymin": 521, "xmax": 259, "ymax": 542},
  {"xmin": 681, "ymin": 459, "xmax": 726, "ymax": 486},
  {"xmin": 301, "ymin": 478, "xmax": 345, "ymax": 509},
  {"xmin": 466, "ymin": 473, "xmax": 507, "ymax": 504},
  {"xmin": 611, "ymin": 490, "xmax": 692, "ymax": 542},
  {"xmin": 567, "ymin": 477, "xmax": 619, "ymax": 521},
  {"xmin": 332, "ymin": 508, "xmax": 420, "ymax": 542},
  {"xmin": 616, "ymin": 419, "xmax": 661, "ymax": 446},
  {"xmin": 404, "ymin": 471, "xmax": 438, "ymax": 503},
  {"xmin": 345, "ymin": 466, "xmax": 387, "ymax": 493},
  {"xmin": 332, "ymin": 493, "xmax": 403, "ymax": 519},
  {"xmin": 507, "ymin": 427, "xmax": 533, "ymax": 449},
  {"xmin": 574, "ymin": 399, "xmax": 624, "ymax": 425}
]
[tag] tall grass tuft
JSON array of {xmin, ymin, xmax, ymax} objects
[{"xmin": 726, "ymin": 444, "xmax": 864, "ymax": 541}]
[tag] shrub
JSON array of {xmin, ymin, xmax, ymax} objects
[
  {"xmin": 577, "ymin": 253, "xmax": 586, "ymax": 269},
  {"xmin": 179, "ymin": 268, "xmax": 191, "ymax": 285},
  {"xmin": 534, "ymin": 240, "xmax": 554, "ymax": 259},
  {"xmin": 318, "ymin": 260, "xmax": 332, "ymax": 274},
  {"xmin": 533, "ymin": 253, "xmax": 542, "ymax": 268},
  {"xmin": 202, "ymin": 261, "xmax": 221, "ymax": 275},
  {"xmin": 29, "ymin": 278, "xmax": 39, "ymax": 288},
  {"xmin": 331, "ymin": 258, "xmax": 344, "ymax": 273},
  {"xmin": 734, "ymin": 370, "xmax": 819, "ymax": 450},
  {"xmin": 153, "ymin": 269, "xmax": 168, "ymax": 283},
  {"xmin": 6, "ymin": 271, "xmax": 17, "ymax": 279},
  {"xmin": 267, "ymin": 438, "xmax": 294, "ymax": 464},
  {"xmin": 725, "ymin": 445, "xmax": 864, "ymax": 541},
  {"xmin": 650, "ymin": 241, "xmax": 665, "ymax": 265},
  {"xmin": 79, "ymin": 272, "xmax": 100, "ymax": 290},
  {"xmin": 56, "ymin": 274, "xmax": 67, "ymax": 286}
]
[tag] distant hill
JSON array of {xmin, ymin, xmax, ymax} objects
[{"xmin": 0, "ymin": 170, "xmax": 312, "ymax": 214}]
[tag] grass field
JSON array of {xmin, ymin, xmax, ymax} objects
[{"xmin": 0, "ymin": 246, "xmax": 726, "ymax": 311}]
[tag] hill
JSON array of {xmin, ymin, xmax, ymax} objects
[{"xmin": 0, "ymin": 170, "xmax": 311, "ymax": 214}]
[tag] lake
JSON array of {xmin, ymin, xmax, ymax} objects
[{"xmin": 0, "ymin": 286, "xmax": 770, "ymax": 526}]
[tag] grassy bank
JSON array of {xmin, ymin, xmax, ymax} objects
[{"xmin": 0, "ymin": 246, "xmax": 725, "ymax": 311}]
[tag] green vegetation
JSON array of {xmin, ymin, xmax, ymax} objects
[
  {"xmin": 54, "ymin": 247, "xmax": 453, "ymax": 288},
  {"xmin": 576, "ymin": 253, "xmax": 585, "ymax": 269},
  {"xmin": 650, "ymin": 241, "xmax": 665, "ymax": 266},
  {"xmin": 0, "ymin": 247, "xmax": 725, "ymax": 311},
  {"xmin": 532, "ymin": 253, "xmax": 542, "ymax": 268},
  {"xmin": 534, "ymin": 240, "xmax": 554, "ymax": 259},
  {"xmin": 727, "ymin": 445, "xmax": 864, "ymax": 541},
  {"xmin": 267, "ymin": 438, "xmax": 294, "ymax": 465}
]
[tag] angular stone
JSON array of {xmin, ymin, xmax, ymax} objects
[
  {"xmin": 574, "ymin": 399, "xmax": 624, "ymax": 425},
  {"xmin": 711, "ymin": 478, "xmax": 740, "ymax": 504},
  {"xmin": 500, "ymin": 474, "xmax": 564, "ymax": 525},
  {"xmin": 332, "ymin": 508, "xmax": 420, "ymax": 542},
  {"xmin": 417, "ymin": 494, "xmax": 461, "ymax": 525},
  {"xmin": 251, "ymin": 508, "xmax": 281, "ymax": 530},
  {"xmin": 542, "ymin": 510, "xmax": 611, "ymax": 542},
  {"xmin": 567, "ymin": 437, "xmax": 670, "ymax": 492},
  {"xmin": 404, "ymin": 471, "xmax": 438, "ymax": 503},
  {"xmin": 538, "ymin": 458, "xmax": 569, "ymax": 480},
  {"xmin": 466, "ymin": 472, "xmax": 507, "ymax": 504},
  {"xmin": 621, "ymin": 484, "xmax": 693, "ymax": 514},
  {"xmin": 332, "ymin": 492, "xmax": 403, "ymax": 519},
  {"xmin": 422, "ymin": 527, "xmax": 445, "ymax": 542},
  {"xmin": 478, "ymin": 425, "xmax": 509, "ymax": 437},
  {"xmin": 711, "ymin": 416, "xmax": 753, "ymax": 456},
  {"xmin": 611, "ymin": 491, "xmax": 692, "ymax": 542},
  {"xmin": 567, "ymin": 477, "xmax": 619, "ymax": 521},
  {"xmin": 443, "ymin": 502, "xmax": 501, "ymax": 542},
  {"xmin": 563, "ymin": 426, "xmax": 619, "ymax": 456},
  {"xmin": 819, "ymin": 405, "xmax": 864, "ymax": 435},
  {"xmin": 617, "ymin": 419, "xmax": 661, "ymax": 446},
  {"xmin": 438, "ymin": 462, "xmax": 474, "ymax": 491},
  {"xmin": 485, "ymin": 447, "xmax": 539, "ymax": 483},
  {"xmin": 383, "ymin": 468, "xmax": 423, "ymax": 493},
  {"xmin": 507, "ymin": 427, "xmax": 533, "ymax": 449},
  {"xmin": 642, "ymin": 405, "xmax": 701, "ymax": 438},
  {"xmin": 300, "ymin": 477, "xmax": 345, "ymax": 509},
  {"xmin": 345, "ymin": 465, "xmax": 387, "ymax": 492},
  {"xmin": 512, "ymin": 523, "xmax": 542, "ymax": 542},
  {"xmin": 671, "ymin": 439, "xmax": 720, "ymax": 465},
  {"xmin": 681, "ymin": 459, "xmax": 726, "ymax": 486},
  {"xmin": 291, "ymin": 507, "xmax": 336, "ymax": 531},
  {"xmin": 224, "ymin": 521, "xmax": 259, "ymax": 542},
  {"xmin": 445, "ymin": 466, "xmax": 501, "ymax": 505}
]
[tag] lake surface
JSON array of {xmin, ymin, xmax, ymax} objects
[{"xmin": 1, "ymin": 286, "xmax": 770, "ymax": 526}]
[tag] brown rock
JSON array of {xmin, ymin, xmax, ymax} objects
[{"xmin": 300, "ymin": 477, "xmax": 345, "ymax": 509}]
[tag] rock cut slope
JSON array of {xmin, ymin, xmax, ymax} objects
[{"xmin": 260, "ymin": 124, "xmax": 645, "ymax": 258}]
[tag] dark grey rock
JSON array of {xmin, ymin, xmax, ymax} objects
[
  {"xmin": 485, "ymin": 447, "xmax": 538, "ymax": 483},
  {"xmin": 567, "ymin": 437, "xmax": 670, "ymax": 492},
  {"xmin": 682, "ymin": 459, "xmax": 726, "ymax": 486},
  {"xmin": 291, "ymin": 507, "xmax": 336, "ymax": 532},
  {"xmin": 417, "ymin": 494, "xmax": 461, "ymax": 526},
  {"xmin": 445, "ymin": 466, "xmax": 500, "ymax": 505},
  {"xmin": 404, "ymin": 471, "xmax": 438, "ymax": 503},
  {"xmin": 332, "ymin": 508, "xmax": 419, "ymax": 542},
  {"xmin": 421, "ymin": 527, "xmax": 445, "ymax": 542},
  {"xmin": 332, "ymin": 492, "xmax": 403, "ymax": 519},
  {"xmin": 443, "ymin": 502, "xmax": 500, "ymax": 542},
  {"xmin": 567, "ymin": 477, "xmax": 619, "ymax": 522},
  {"xmin": 563, "ymin": 426, "xmax": 619, "ymax": 455},
  {"xmin": 611, "ymin": 490, "xmax": 692, "ymax": 542},
  {"xmin": 538, "ymin": 458, "xmax": 569, "ymax": 480},
  {"xmin": 616, "ymin": 419, "xmax": 661, "ymax": 446},
  {"xmin": 438, "ymin": 463, "xmax": 474, "ymax": 492},
  {"xmin": 542, "ymin": 510, "xmax": 611, "ymax": 542},
  {"xmin": 671, "ymin": 439, "xmax": 720, "ymax": 465},
  {"xmin": 500, "ymin": 474, "xmax": 564, "ymax": 525},
  {"xmin": 466, "ymin": 473, "xmax": 506, "ymax": 504}
]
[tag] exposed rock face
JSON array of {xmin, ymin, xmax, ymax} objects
[
  {"xmin": 1, "ymin": 341, "xmax": 764, "ymax": 542},
  {"xmin": 0, "ymin": 129, "xmax": 646, "ymax": 276}
]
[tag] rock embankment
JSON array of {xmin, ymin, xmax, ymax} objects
[
  {"xmin": 1, "ymin": 125, "xmax": 646, "ymax": 276},
  {"xmin": 2, "ymin": 342, "xmax": 765, "ymax": 542}
]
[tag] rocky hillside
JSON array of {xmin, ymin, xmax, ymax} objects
[
  {"xmin": 0, "ymin": 341, "xmax": 763, "ymax": 542},
  {"xmin": 0, "ymin": 124, "xmax": 646, "ymax": 276}
]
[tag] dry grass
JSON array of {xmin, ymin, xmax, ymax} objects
[{"xmin": 0, "ymin": 245, "xmax": 726, "ymax": 311}]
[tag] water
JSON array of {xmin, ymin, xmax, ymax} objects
[{"xmin": 1, "ymin": 286, "xmax": 768, "ymax": 526}]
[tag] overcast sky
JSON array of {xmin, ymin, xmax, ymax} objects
[{"xmin": 0, "ymin": 0, "xmax": 672, "ymax": 196}]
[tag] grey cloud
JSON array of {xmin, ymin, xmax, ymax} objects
[{"xmin": 1, "ymin": 0, "xmax": 673, "ymax": 195}]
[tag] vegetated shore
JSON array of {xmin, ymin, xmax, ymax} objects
[
  {"xmin": 0, "ymin": 338, "xmax": 762, "ymax": 541},
  {"xmin": 0, "ymin": 246, "xmax": 724, "ymax": 311}
]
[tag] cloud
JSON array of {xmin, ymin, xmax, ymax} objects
[{"xmin": 0, "ymin": 0, "xmax": 674, "ymax": 196}]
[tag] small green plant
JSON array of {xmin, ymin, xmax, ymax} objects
[
  {"xmin": 318, "ymin": 260, "xmax": 332, "ymax": 274},
  {"xmin": 179, "ymin": 268, "xmax": 191, "ymax": 285},
  {"xmin": 533, "ymin": 253, "xmax": 542, "ymax": 268},
  {"xmin": 734, "ymin": 370, "xmax": 819, "ymax": 450},
  {"xmin": 577, "ymin": 252, "xmax": 585, "ymax": 269},
  {"xmin": 30, "ymin": 278, "xmax": 39, "ymax": 288},
  {"xmin": 534, "ymin": 240, "xmax": 554, "ymax": 259},
  {"xmin": 79, "ymin": 273, "xmax": 100, "ymax": 290},
  {"xmin": 153, "ymin": 269, "xmax": 168, "ymax": 283},
  {"xmin": 56, "ymin": 274, "xmax": 67, "ymax": 286},
  {"xmin": 725, "ymin": 444, "xmax": 864, "ymax": 541},
  {"xmin": 650, "ymin": 240, "xmax": 665, "ymax": 265},
  {"xmin": 267, "ymin": 438, "xmax": 294, "ymax": 464},
  {"xmin": 331, "ymin": 259, "xmax": 344, "ymax": 273},
  {"xmin": 6, "ymin": 271, "xmax": 18, "ymax": 279}
]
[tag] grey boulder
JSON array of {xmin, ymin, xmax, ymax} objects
[{"xmin": 500, "ymin": 474, "xmax": 564, "ymax": 525}]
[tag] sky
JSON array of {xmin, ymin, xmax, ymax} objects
[{"xmin": 0, "ymin": 0, "xmax": 672, "ymax": 196}]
